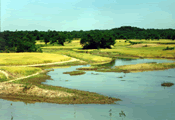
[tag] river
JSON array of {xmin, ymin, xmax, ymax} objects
[{"xmin": 0, "ymin": 58, "xmax": 175, "ymax": 120}]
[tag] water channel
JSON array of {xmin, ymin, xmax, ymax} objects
[{"xmin": 0, "ymin": 58, "xmax": 175, "ymax": 120}]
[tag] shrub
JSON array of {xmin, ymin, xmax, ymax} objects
[
  {"xmin": 81, "ymin": 31, "xmax": 115, "ymax": 49},
  {"xmin": 163, "ymin": 46, "xmax": 175, "ymax": 50}
]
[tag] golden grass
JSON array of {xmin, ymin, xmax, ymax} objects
[
  {"xmin": 41, "ymin": 39, "xmax": 175, "ymax": 60},
  {"xmin": 41, "ymin": 40, "xmax": 82, "ymax": 49},
  {"xmin": 0, "ymin": 66, "xmax": 42, "ymax": 77},
  {"xmin": 35, "ymin": 41, "xmax": 47, "ymax": 45},
  {"xmin": 100, "ymin": 44, "xmax": 175, "ymax": 59},
  {"xmin": 130, "ymin": 39, "xmax": 175, "ymax": 43},
  {"xmin": 0, "ymin": 53, "xmax": 71, "ymax": 65},
  {"xmin": 43, "ymin": 50, "xmax": 112, "ymax": 63}
]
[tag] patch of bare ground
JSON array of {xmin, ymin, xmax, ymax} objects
[
  {"xmin": 0, "ymin": 83, "xmax": 75, "ymax": 98},
  {"xmin": 0, "ymin": 82, "xmax": 76, "ymax": 104}
]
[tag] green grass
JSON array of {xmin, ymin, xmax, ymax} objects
[
  {"xmin": 0, "ymin": 72, "xmax": 7, "ymax": 82},
  {"xmin": 41, "ymin": 40, "xmax": 82, "ymax": 49},
  {"xmin": 0, "ymin": 66, "xmax": 42, "ymax": 80}
]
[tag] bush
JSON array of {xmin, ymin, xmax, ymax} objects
[
  {"xmin": 163, "ymin": 46, "xmax": 175, "ymax": 50},
  {"xmin": 81, "ymin": 31, "xmax": 115, "ymax": 49}
]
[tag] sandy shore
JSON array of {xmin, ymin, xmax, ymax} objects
[{"xmin": 0, "ymin": 83, "xmax": 75, "ymax": 98}]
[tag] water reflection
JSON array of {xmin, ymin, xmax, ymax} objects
[
  {"xmin": 109, "ymin": 109, "xmax": 112, "ymax": 120},
  {"xmin": 10, "ymin": 103, "xmax": 13, "ymax": 120},
  {"xmin": 119, "ymin": 110, "xmax": 126, "ymax": 118},
  {"xmin": 74, "ymin": 104, "xmax": 77, "ymax": 118}
]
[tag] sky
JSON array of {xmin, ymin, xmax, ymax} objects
[{"xmin": 1, "ymin": 0, "xmax": 175, "ymax": 32}]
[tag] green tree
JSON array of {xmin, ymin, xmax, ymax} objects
[
  {"xmin": 44, "ymin": 35, "xmax": 50, "ymax": 45},
  {"xmin": 172, "ymin": 35, "xmax": 175, "ymax": 40},
  {"xmin": 57, "ymin": 33, "xmax": 67, "ymax": 46},
  {"xmin": 80, "ymin": 31, "xmax": 115, "ymax": 49}
]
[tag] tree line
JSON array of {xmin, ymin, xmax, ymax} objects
[{"xmin": 0, "ymin": 26, "xmax": 175, "ymax": 52}]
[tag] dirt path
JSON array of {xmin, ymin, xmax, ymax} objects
[
  {"xmin": 1, "ymin": 56, "xmax": 86, "ymax": 83},
  {"xmin": 2, "ymin": 70, "xmax": 46, "ymax": 84}
]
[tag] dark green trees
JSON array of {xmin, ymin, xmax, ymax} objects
[
  {"xmin": 57, "ymin": 33, "xmax": 67, "ymax": 45},
  {"xmin": 49, "ymin": 33, "xmax": 67, "ymax": 46},
  {"xmin": 1, "ymin": 31, "xmax": 41, "ymax": 53},
  {"xmin": 0, "ymin": 32, "xmax": 6, "ymax": 51},
  {"xmin": 44, "ymin": 34, "xmax": 50, "ymax": 45},
  {"xmin": 80, "ymin": 31, "xmax": 115, "ymax": 49}
]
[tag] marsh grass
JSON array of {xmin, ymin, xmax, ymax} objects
[
  {"xmin": 0, "ymin": 53, "xmax": 71, "ymax": 65},
  {"xmin": 63, "ymin": 71, "xmax": 86, "ymax": 76},
  {"xmin": 76, "ymin": 62, "xmax": 175, "ymax": 73},
  {"xmin": 161, "ymin": 82, "xmax": 174, "ymax": 87},
  {"xmin": 115, "ymin": 62, "xmax": 175, "ymax": 72}
]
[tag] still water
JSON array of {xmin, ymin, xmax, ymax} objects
[{"xmin": 0, "ymin": 59, "xmax": 175, "ymax": 120}]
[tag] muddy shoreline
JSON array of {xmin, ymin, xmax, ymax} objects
[{"xmin": 0, "ymin": 68, "xmax": 121, "ymax": 104}]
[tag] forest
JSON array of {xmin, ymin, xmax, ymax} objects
[{"xmin": 0, "ymin": 26, "xmax": 175, "ymax": 52}]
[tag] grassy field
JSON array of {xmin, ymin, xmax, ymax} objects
[
  {"xmin": 42, "ymin": 49, "xmax": 112, "ymax": 64},
  {"xmin": 39, "ymin": 39, "xmax": 175, "ymax": 64},
  {"xmin": 41, "ymin": 40, "xmax": 82, "ymax": 49},
  {"xmin": 0, "ymin": 66, "xmax": 42, "ymax": 81},
  {"xmin": 0, "ymin": 53, "xmax": 71, "ymax": 65},
  {"xmin": 41, "ymin": 39, "xmax": 175, "ymax": 59}
]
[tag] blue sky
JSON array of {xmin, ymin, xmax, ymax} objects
[{"xmin": 1, "ymin": 0, "xmax": 175, "ymax": 31}]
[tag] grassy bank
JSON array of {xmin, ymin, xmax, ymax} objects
[
  {"xmin": 0, "ymin": 53, "xmax": 71, "ymax": 65},
  {"xmin": 77, "ymin": 62, "xmax": 175, "ymax": 73},
  {"xmin": 115, "ymin": 62, "xmax": 175, "ymax": 72},
  {"xmin": 0, "ymin": 70, "xmax": 121, "ymax": 104}
]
